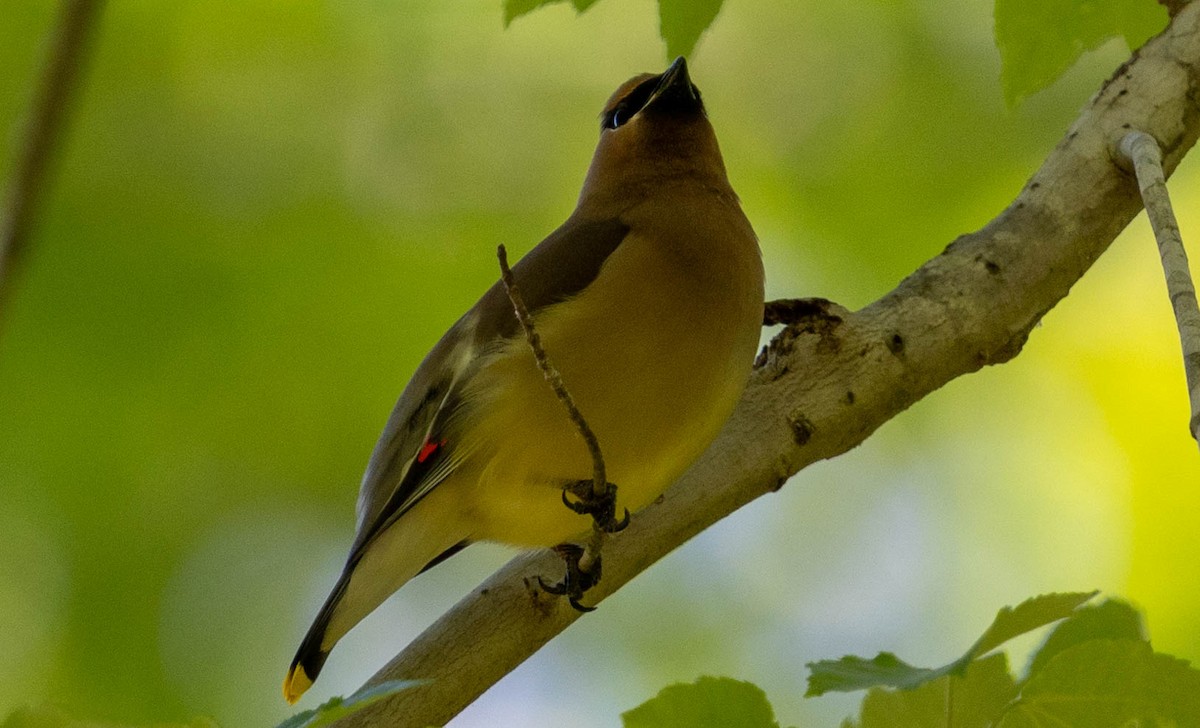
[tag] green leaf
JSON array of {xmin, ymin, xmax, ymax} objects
[
  {"xmin": 502, "ymin": 0, "xmax": 600, "ymax": 26},
  {"xmin": 503, "ymin": 0, "xmax": 556, "ymax": 25},
  {"xmin": 1026, "ymin": 598, "xmax": 1145, "ymax": 679},
  {"xmin": 997, "ymin": 640, "xmax": 1200, "ymax": 727},
  {"xmin": 657, "ymin": 0, "xmax": 725, "ymax": 58},
  {"xmin": 806, "ymin": 591, "xmax": 1096, "ymax": 696},
  {"xmin": 505, "ymin": 0, "xmax": 726, "ymax": 53},
  {"xmin": 995, "ymin": 0, "xmax": 1168, "ymax": 105},
  {"xmin": 622, "ymin": 676, "xmax": 781, "ymax": 728},
  {"xmin": 846, "ymin": 653, "xmax": 1018, "ymax": 728},
  {"xmin": 968, "ymin": 590, "xmax": 1099, "ymax": 657},
  {"xmin": 274, "ymin": 680, "xmax": 425, "ymax": 728},
  {"xmin": 806, "ymin": 652, "xmax": 944, "ymax": 697}
]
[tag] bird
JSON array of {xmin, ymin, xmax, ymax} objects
[{"xmin": 283, "ymin": 56, "xmax": 764, "ymax": 704}]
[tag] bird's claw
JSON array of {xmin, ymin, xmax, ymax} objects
[
  {"xmin": 562, "ymin": 480, "xmax": 629, "ymax": 533},
  {"xmin": 608, "ymin": 507, "xmax": 631, "ymax": 533},
  {"xmin": 540, "ymin": 544, "xmax": 599, "ymax": 612}
]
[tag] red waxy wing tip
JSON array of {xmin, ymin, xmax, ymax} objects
[{"xmin": 417, "ymin": 441, "xmax": 440, "ymax": 463}]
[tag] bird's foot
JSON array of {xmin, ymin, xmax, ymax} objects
[
  {"xmin": 562, "ymin": 479, "xmax": 630, "ymax": 534},
  {"xmin": 539, "ymin": 543, "xmax": 600, "ymax": 612}
]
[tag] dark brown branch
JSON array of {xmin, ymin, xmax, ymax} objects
[
  {"xmin": 0, "ymin": 0, "xmax": 105, "ymax": 333},
  {"xmin": 762, "ymin": 297, "xmax": 842, "ymax": 327},
  {"xmin": 497, "ymin": 244, "xmax": 610, "ymax": 575},
  {"xmin": 496, "ymin": 244, "xmax": 607, "ymax": 498},
  {"xmin": 334, "ymin": 6, "xmax": 1200, "ymax": 726}
]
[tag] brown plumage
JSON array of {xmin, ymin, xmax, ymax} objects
[{"xmin": 283, "ymin": 57, "xmax": 763, "ymax": 704}]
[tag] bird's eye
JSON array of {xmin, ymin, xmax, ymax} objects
[
  {"xmin": 601, "ymin": 76, "xmax": 659, "ymax": 131},
  {"xmin": 606, "ymin": 107, "xmax": 629, "ymax": 130}
]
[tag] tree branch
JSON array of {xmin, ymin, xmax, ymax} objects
[
  {"xmin": 0, "ymin": 0, "xmax": 104, "ymax": 335},
  {"xmin": 332, "ymin": 5, "xmax": 1200, "ymax": 726},
  {"xmin": 1118, "ymin": 130, "xmax": 1200, "ymax": 448}
]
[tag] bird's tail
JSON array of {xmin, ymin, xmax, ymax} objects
[
  {"xmin": 283, "ymin": 569, "xmax": 351, "ymax": 704},
  {"xmin": 282, "ymin": 535, "xmax": 472, "ymax": 704}
]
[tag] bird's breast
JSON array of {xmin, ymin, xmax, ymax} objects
[{"xmin": 459, "ymin": 194, "xmax": 763, "ymax": 546}]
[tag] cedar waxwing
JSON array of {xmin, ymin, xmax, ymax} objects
[{"xmin": 283, "ymin": 57, "xmax": 764, "ymax": 703}]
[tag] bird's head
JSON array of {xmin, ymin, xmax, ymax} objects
[{"xmin": 579, "ymin": 57, "xmax": 730, "ymax": 209}]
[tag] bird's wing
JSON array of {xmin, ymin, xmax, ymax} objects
[{"xmin": 346, "ymin": 215, "xmax": 630, "ymax": 565}]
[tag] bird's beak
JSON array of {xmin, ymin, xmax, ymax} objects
[{"xmin": 646, "ymin": 56, "xmax": 702, "ymax": 113}]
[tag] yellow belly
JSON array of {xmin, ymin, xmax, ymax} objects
[{"xmin": 456, "ymin": 224, "xmax": 763, "ymax": 547}]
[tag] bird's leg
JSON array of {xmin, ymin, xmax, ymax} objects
[
  {"xmin": 539, "ymin": 480, "xmax": 627, "ymax": 613},
  {"xmin": 562, "ymin": 479, "xmax": 630, "ymax": 534},
  {"xmin": 539, "ymin": 543, "xmax": 600, "ymax": 612}
]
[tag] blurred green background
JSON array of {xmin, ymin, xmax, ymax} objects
[{"xmin": 2, "ymin": 1, "xmax": 1198, "ymax": 726}]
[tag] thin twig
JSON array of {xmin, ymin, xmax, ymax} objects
[
  {"xmin": 0, "ymin": 0, "xmax": 105, "ymax": 332},
  {"xmin": 1119, "ymin": 130, "xmax": 1200, "ymax": 450},
  {"xmin": 497, "ymin": 244, "xmax": 609, "ymax": 573}
]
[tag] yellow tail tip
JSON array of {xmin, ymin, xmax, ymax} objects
[{"xmin": 283, "ymin": 664, "xmax": 312, "ymax": 705}]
